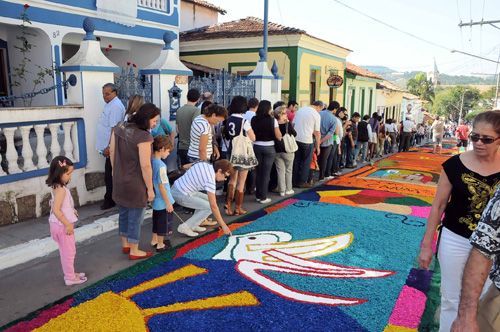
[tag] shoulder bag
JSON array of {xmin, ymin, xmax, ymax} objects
[
  {"xmin": 283, "ymin": 122, "xmax": 298, "ymax": 153},
  {"xmin": 230, "ymin": 119, "xmax": 259, "ymax": 169}
]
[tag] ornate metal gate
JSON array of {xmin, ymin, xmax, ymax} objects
[
  {"xmin": 188, "ymin": 69, "xmax": 255, "ymax": 107},
  {"xmin": 115, "ymin": 67, "xmax": 152, "ymax": 106}
]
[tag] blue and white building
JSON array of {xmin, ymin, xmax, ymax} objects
[{"xmin": 0, "ymin": 0, "xmax": 225, "ymax": 107}]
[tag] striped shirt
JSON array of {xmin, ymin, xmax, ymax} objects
[
  {"xmin": 173, "ymin": 162, "xmax": 216, "ymax": 195},
  {"xmin": 188, "ymin": 115, "xmax": 213, "ymax": 159}
]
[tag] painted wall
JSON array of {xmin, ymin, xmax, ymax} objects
[
  {"xmin": 296, "ymin": 51, "xmax": 344, "ymax": 107},
  {"xmin": 376, "ymin": 89, "xmax": 404, "ymax": 123},
  {"xmin": 180, "ymin": 2, "xmax": 218, "ymax": 32},
  {"xmin": 345, "ymin": 76, "xmax": 379, "ymax": 117}
]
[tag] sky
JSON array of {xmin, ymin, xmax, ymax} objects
[{"xmin": 208, "ymin": 0, "xmax": 500, "ymax": 76}]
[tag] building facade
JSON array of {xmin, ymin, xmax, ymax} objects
[
  {"xmin": 179, "ymin": 17, "xmax": 351, "ymax": 105},
  {"xmin": 344, "ymin": 62, "xmax": 382, "ymax": 117},
  {"xmin": 0, "ymin": 0, "xmax": 183, "ymax": 107}
]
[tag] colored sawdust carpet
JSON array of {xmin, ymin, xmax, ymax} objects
[{"xmin": 3, "ymin": 149, "xmax": 446, "ymax": 332}]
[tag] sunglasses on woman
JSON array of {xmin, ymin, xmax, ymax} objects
[{"xmin": 469, "ymin": 133, "xmax": 500, "ymax": 145}]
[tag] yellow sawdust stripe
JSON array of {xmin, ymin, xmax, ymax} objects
[
  {"xmin": 120, "ymin": 264, "xmax": 207, "ymax": 298},
  {"xmin": 142, "ymin": 291, "xmax": 259, "ymax": 317}
]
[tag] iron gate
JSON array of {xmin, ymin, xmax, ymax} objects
[
  {"xmin": 115, "ymin": 67, "xmax": 152, "ymax": 106},
  {"xmin": 188, "ymin": 69, "xmax": 255, "ymax": 107}
]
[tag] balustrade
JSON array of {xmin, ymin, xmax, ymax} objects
[
  {"xmin": 137, "ymin": 0, "xmax": 167, "ymax": 11},
  {"xmin": 0, "ymin": 118, "xmax": 84, "ymax": 181}
]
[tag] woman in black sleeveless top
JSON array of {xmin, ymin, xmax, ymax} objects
[
  {"xmin": 418, "ymin": 110, "xmax": 500, "ymax": 331},
  {"xmin": 251, "ymin": 100, "xmax": 282, "ymax": 204},
  {"xmin": 223, "ymin": 96, "xmax": 256, "ymax": 215}
]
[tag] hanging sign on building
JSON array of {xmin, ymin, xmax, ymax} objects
[{"xmin": 327, "ymin": 73, "xmax": 343, "ymax": 88}]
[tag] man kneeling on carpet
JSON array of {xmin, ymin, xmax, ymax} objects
[{"xmin": 172, "ymin": 159, "xmax": 234, "ymax": 237}]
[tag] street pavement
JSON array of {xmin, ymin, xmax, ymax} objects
[{"xmin": 0, "ymin": 156, "xmax": 390, "ymax": 328}]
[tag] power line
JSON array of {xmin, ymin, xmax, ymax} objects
[{"xmin": 331, "ymin": 0, "xmax": 451, "ymax": 51}]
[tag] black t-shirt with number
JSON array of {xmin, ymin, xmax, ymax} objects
[
  {"xmin": 442, "ymin": 155, "xmax": 500, "ymax": 238},
  {"xmin": 224, "ymin": 115, "xmax": 247, "ymax": 154}
]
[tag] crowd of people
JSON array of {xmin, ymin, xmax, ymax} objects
[{"xmin": 44, "ymin": 83, "xmax": 500, "ymax": 331}]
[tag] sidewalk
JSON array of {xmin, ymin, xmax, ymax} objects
[{"xmin": 0, "ymin": 155, "xmax": 389, "ymax": 327}]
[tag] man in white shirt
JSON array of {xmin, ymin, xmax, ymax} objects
[
  {"xmin": 292, "ymin": 100, "xmax": 322, "ymax": 188},
  {"xmin": 96, "ymin": 83, "xmax": 125, "ymax": 210},
  {"xmin": 399, "ymin": 116, "xmax": 416, "ymax": 152}
]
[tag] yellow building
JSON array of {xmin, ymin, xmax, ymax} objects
[
  {"xmin": 179, "ymin": 17, "xmax": 351, "ymax": 105},
  {"xmin": 344, "ymin": 63, "xmax": 383, "ymax": 117},
  {"xmin": 376, "ymin": 80, "xmax": 406, "ymax": 123}
]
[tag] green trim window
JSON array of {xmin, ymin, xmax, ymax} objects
[
  {"xmin": 368, "ymin": 89, "xmax": 373, "ymax": 116},
  {"xmin": 349, "ymin": 88, "xmax": 356, "ymax": 114},
  {"xmin": 360, "ymin": 88, "xmax": 365, "ymax": 116},
  {"xmin": 309, "ymin": 65, "xmax": 321, "ymax": 104}
]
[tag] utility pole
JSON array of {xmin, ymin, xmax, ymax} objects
[
  {"xmin": 458, "ymin": 19, "xmax": 500, "ymax": 28},
  {"xmin": 262, "ymin": 0, "xmax": 269, "ymax": 61},
  {"xmin": 458, "ymin": 89, "xmax": 466, "ymax": 124},
  {"xmin": 457, "ymin": 18, "xmax": 500, "ymax": 108}
]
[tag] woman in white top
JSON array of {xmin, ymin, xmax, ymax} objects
[
  {"xmin": 223, "ymin": 96, "xmax": 256, "ymax": 215},
  {"xmin": 187, "ymin": 104, "xmax": 226, "ymax": 162}
]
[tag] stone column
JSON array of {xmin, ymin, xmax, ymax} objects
[
  {"xmin": 60, "ymin": 18, "xmax": 120, "ymax": 173},
  {"xmin": 141, "ymin": 31, "xmax": 192, "ymax": 171},
  {"xmin": 248, "ymin": 49, "xmax": 276, "ymax": 103}
]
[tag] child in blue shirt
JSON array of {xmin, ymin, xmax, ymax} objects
[{"xmin": 151, "ymin": 135, "xmax": 175, "ymax": 252}]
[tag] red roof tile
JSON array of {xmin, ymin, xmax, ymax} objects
[
  {"xmin": 180, "ymin": 17, "xmax": 303, "ymax": 41},
  {"xmin": 346, "ymin": 62, "xmax": 383, "ymax": 80},
  {"xmin": 180, "ymin": 16, "xmax": 351, "ymax": 52},
  {"xmin": 183, "ymin": 0, "xmax": 226, "ymax": 14}
]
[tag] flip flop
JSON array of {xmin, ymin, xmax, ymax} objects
[{"xmin": 201, "ymin": 218, "xmax": 218, "ymax": 227}]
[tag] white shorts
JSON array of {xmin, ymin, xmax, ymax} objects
[{"xmin": 369, "ymin": 133, "xmax": 378, "ymax": 144}]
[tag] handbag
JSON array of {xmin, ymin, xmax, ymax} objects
[
  {"xmin": 229, "ymin": 119, "xmax": 258, "ymax": 169},
  {"xmin": 283, "ymin": 122, "xmax": 298, "ymax": 153}
]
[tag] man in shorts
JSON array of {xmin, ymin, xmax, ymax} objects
[
  {"xmin": 455, "ymin": 120, "xmax": 470, "ymax": 154},
  {"xmin": 431, "ymin": 116, "xmax": 445, "ymax": 154}
]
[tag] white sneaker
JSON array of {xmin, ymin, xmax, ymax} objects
[
  {"xmin": 256, "ymin": 198, "xmax": 261, "ymax": 202},
  {"xmin": 280, "ymin": 192, "xmax": 286, "ymax": 197},
  {"xmin": 324, "ymin": 176, "xmax": 334, "ymax": 180},
  {"xmin": 177, "ymin": 223, "xmax": 198, "ymax": 237},
  {"xmin": 192, "ymin": 226, "xmax": 206, "ymax": 232},
  {"xmin": 285, "ymin": 190, "xmax": 295, "ymax": 195},
  {"xmin": 259, "ymin": 198, "xmax": 272, "ymax": 204}
]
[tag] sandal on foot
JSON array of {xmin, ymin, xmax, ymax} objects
[
  {"xmin": 224, "ymin": 204, "xmax": 234, "ymax": 216},
  {"xmin": 201, "ymin": 218, "xmax": 218, "ymax": 227},
  {"xmin": 65, "ymin": 276, "xmax": 87, "ymax": 286},
  {"xmin": 122, "ymin": 247, "xmax": 131, "ymax": 254},
  {"xmin": 129, "ymin": 252, "xmax": 153, "ymax": 260}
]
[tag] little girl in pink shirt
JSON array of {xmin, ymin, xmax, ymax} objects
[{"xmin": 46, "ymin": 156, "xmax": 86, "ymax": 286}]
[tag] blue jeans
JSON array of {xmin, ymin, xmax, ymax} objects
[
  {"xmin": 293, "ymin": 142, "xmax": 314, "ymax": 185},
  {"xmin": 355, "ymin": 141, "xmax": 369, "ymax": 162},
  {"xmin": 344, "ymin": 139, "xmax": 354, "ymax": 166},
  {"xmin": 253, "ymin": 145, "xmax": 276, "ymax": 200},
  {"xmin": 327, "ymin": 142, "xmax": 338, "ymax": 176},
  {"xmin": 118, "ymin": 206, "xmax": 145, "ymax": 244}
]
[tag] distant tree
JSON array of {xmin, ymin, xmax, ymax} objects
[
  {"xmin": 432, "ymin": 86, "xmax": 481, "ymax": 121},
  {"xmin": 406, "ymin": 72, "xmax": 435, "ymax": 102}
]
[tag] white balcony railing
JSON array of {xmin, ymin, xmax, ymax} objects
[
  {"xmin": 0, "ymin": 106, "xmax": 86, "ymax": 184},
  {"xmin": 137, "ymin": 0, "xmax": 167, "ymax": 11}
]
